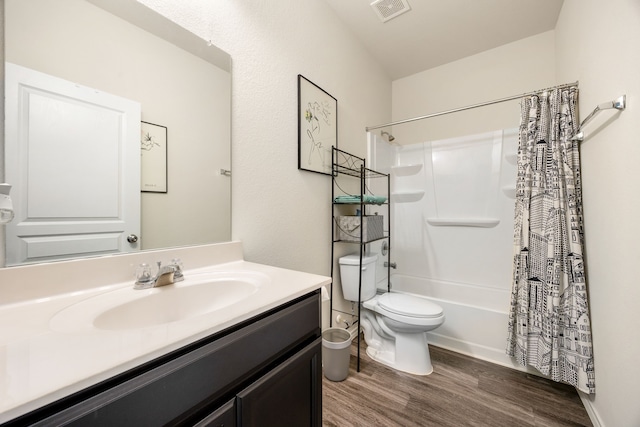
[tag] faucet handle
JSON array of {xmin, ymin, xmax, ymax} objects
[
  {"xmin": 171, "ymin": 258, "xmax": 184, "ymax": 282},
  {"xmin": 135, "ymin": 263, "xmax": 155, "ymax": 289}
]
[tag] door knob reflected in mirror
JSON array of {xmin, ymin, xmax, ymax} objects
[{"xmin": 127, "ymin": 234, "xmax": 139, "ymax": 243}]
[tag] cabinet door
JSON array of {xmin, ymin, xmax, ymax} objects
[
  {"xmin": 194, "ymin": 399, "xmax": 236, "ymax": 427},
  {"xmin": 237, "ymin": 338, "xmax": 322, "ymax": 427}
]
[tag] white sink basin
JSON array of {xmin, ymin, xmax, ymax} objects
[{"xmin": 50, "ymin": 271, "xmax": 269, "ymax": 332}]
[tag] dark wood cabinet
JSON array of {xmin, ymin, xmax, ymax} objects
[
  {"xmin": 194, "ymin": 399, "xmax": 236, "ymax": 427},
  {"xmin": 4, "ymin": 291, "xmax": 322, "ymax": 427},
  {"xmin": 237, "ymin": 338, "xmax": 321, "ymax": 426}
]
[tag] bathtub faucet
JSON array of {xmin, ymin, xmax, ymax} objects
[{"xmin": 384, "ymin": 261, "xmax": 397, "ymax": 269}]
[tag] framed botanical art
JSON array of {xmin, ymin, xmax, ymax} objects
[
  {"xmin": 140, "ymin": 121, "xmax": 168, "ymax": 193},
  {"xmin": 298, "ymin": 75, "xmax": 337, "ymax": 175}
]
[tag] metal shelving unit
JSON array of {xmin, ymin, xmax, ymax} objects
[{"xmin": 330, "ymin": 147, "xmax": 390, "ymax": 372}]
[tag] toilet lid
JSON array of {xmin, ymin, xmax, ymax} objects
[{"xmin": 378, "ymin": 293, "xmax": 443, "ymax": 318}]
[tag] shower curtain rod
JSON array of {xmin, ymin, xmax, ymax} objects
[{"xmin": 365, "ymin": 81, "xmax": 579, "ymax": 131}]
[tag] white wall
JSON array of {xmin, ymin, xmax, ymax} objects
[
  {"xmin": 5, "ymin": 0, "xmax": 231, "ymax": 249},
  {"xmin": 391, "ymin": 31, "xmax": 556, "ymax": 145},
  {"xmin": 555, "ymin": 1, "xmax": 640, "ymax": 426},
  {"xmin": 388, "ymin": 130, "xmax": 517, "ymax": 289},
  {"xmin": 137, "ymin": 0, "xmax": 392, "ymax": 276}
]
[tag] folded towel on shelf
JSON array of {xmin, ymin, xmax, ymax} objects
[
  {"xmin": 334, "ymin": 195, "xmax": 360, "ymax": 204},
  {"xmin": 334, "ymin": 195, "xmax": 387, "ymax": 205},
  {"xmin": 365, "ymin": 195, "xmax": 387, "ymax": 204}
]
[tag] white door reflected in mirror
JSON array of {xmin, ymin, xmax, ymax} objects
[{"xmin": 5, "ymin": 63, "xmax": 141, "ymax": 266}]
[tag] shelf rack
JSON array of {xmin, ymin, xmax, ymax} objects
[{"xmin": 330, "ymin": 147, "xmax": 390, "ymax": 372}]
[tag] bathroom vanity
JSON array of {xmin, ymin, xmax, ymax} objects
[
  {"xmin": 0, "ymin": 242, "xmax": 330, "ymax": 426},
  {"xmin": 6, "ymin": 292, "xmax": 321, "ymax": 426}
]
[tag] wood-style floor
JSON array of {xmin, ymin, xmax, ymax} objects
[{"xmin": 322, "ymin": 338, "xmax": 593, "ymax": 427}]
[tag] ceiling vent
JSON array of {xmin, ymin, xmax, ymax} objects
[{"xmin": 370, "ymin": 0, "xmax": 411, "ymax": 23}]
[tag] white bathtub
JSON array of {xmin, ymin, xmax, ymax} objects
[{"xmin": 378, "ymin": 274, "xmax": 527, "ymax": 370}]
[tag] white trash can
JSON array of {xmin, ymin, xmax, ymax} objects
[{"xmin": 322, "ymin": 328, "xmax": 352, "ymax": 381}]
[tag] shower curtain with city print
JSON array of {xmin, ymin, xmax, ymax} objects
[{"xmin": 506, "ymin": 87, "xmax": 595, "ymax": 394}]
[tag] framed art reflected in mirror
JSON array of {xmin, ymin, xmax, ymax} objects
[{"xmin": 141, "ymin": 121, "xmax": 168, "ymax": 193}]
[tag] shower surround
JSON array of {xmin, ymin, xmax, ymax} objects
[{"xmin": 367, "ymin": 129, "xmax": 525, "ymax": 368}]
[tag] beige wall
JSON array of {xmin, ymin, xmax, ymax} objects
[
  {"xmin": 5, "ymin": 0, "xmax": 231, "ymax": 250},
  {"xmin": 556, "ymin": 1, "xmax": 640, "ymax": 425},
  {"xmin": 138, "ymin": 0, "xmax": 392, "ymax": 275},
  {"xmin": 391, "ymin": 31, "xmax": 556, "ymax": 145}
]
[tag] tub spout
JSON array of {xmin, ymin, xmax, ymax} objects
[{"xmin": 384, "ymin": 261, "xmax": 397, "ymax": 269}]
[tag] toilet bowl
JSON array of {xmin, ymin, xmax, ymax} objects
[
  {"xmin": 339, "ymin": 254, "xmax": 445, "ymax": 375},
  {"xmin": 362, "ymin": 292, "xmax": 444, "ymax": 374}
]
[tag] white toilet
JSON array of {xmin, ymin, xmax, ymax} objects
[{"xmin": 339, "ymin": 254, "xmax": 444, "ymax": 375}]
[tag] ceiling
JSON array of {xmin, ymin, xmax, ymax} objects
[{"xmin": 323, "ymin": 0, "xmax": 564, "ymax": 80}]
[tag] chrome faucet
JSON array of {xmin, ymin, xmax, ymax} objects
[
  {"xmin": 134, "ymin": 258, "xmax": 184, "ymax": 290},
  {"xmin": 384, "ymin": 261, "xmax": 397, "ymax": 269}
]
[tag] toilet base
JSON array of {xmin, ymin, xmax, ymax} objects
[
  {"xmin": 364, "ymin": 332, "xmax": 434, "ymax": 375},
  {"xmin": 357, "ymin": 294, "xmax": 444, "ymax": 376}
]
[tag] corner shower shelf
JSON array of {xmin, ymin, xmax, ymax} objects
[
  {"xmin": 426, "ymin": 217, "xmax": 500, "ymax": 228},
  {"xmin": 391, "ymin": 190, "xmax": 425, "ymax": 203},
  {"xmin": 502, "ymin": 185, "xmax": 516, "ymax": 199},
  {"xmin": 391, "ymin": 164, "xmax": 423, "ymax": 176}
]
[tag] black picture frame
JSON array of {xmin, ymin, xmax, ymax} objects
[{"xmin": 297, "ymin": 75, "xmax": 337, "ymax": 175}]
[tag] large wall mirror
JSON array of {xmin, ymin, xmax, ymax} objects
[{"xmin": 2, "ymin": 0, "xmax": 231, "ymax": 267}]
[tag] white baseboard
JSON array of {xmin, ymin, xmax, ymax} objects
[
  {"xmin": 578, "ymin": 392, "xmax": 603, "ymax": 427},
  {"xmin": 427, "ymin": 332, "xmax": 601, "ymax": 427},
  {"xmin": 426, "ymin": 332, "xmax": 538, "ymax": 374}
]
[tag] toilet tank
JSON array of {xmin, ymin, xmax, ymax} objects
[{"xmin": 339, "ymin": 254, "xmax": 378, "ymax": 302}]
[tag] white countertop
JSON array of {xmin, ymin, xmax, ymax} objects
[{"xmin": 0, "ymin": 243, "xmax": 330, "ymax": 423}]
